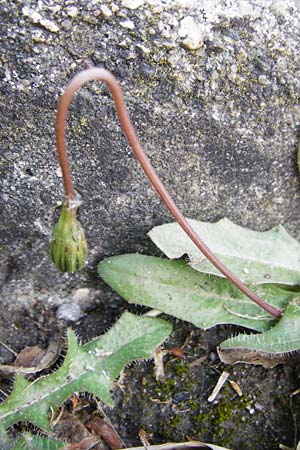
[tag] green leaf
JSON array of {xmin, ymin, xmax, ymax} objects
[
  {"xmin": 148, "ymin": 218, "xmax": 300, "ymax": 285},
  {"xmin": 0, "ymin": 313, "xmax": 171, "ymax": 443},
  {"xmin": 218, "ymin": 299, "xmax": 300, "ymax": 367},
  {"xmin": 14, "ymin": 434, "xmax": 65, "ymax": 450},
  {"xmin": 99, "ymin": 254, "xmax": 296, "ymax": 332}
]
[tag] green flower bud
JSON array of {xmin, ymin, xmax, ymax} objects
[{"xmin": 50, "ymin": 203, "xmax": 88, "ymax": 273}]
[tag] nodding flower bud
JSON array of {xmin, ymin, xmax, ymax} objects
[{"xmin": 50, "ymin": 203, "xmax": 88, "ymax": 273}]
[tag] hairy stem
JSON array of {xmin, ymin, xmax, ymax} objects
[{"xmin": 55, "ymin": 67, "xmax": 281, "ymax": 319}]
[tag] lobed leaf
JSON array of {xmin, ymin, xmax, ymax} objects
[
  {"xmin": 98, "ymin": 254, "xmax": 297, "ymax": 332},
  {"xmin": 218, "ymin": 299, "xmax": 300, "ymax": 367},
  {"xmin": 148, "ymin": 218, "xmax": 300, "ymax": 285},
  {"xmin": 0, "ymin": 312, "xmax": 171, "ymax": 443}
]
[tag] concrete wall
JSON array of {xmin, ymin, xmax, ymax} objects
[{"xmin": 1, "ymin": 0, "xmax": 300, "ymax": 324}]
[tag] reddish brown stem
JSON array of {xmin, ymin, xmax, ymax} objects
[{"xmin": 55, "ymin": 67, "xmax": 282, "ymax": 319}]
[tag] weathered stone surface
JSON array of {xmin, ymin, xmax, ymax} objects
[
  {"xmin": 1, "ymin": 0, "xmax": 300, "ymax": 317},
  {"xmin": 1, "ymin": 1, "xmax": 300, "ymax": 447}
]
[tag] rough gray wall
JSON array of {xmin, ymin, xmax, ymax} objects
[{"xmin": 1, "ymin": 0, "xmax": 300, "ymax": 320}]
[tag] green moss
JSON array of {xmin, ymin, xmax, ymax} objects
[
  {"xmin": 154, "ymin": 377, "xmax": 176, "ymax": 401},
  {"xmin": 173, "ymin": 361, "xmax": 189, "ymax": 376},
  {"xmin": 191, "ymin": 387, "xmax": 254, "ymax": 447},
  {"xmin": 170, "ymin": 414, "xmax": 183, "ymax": 427}
]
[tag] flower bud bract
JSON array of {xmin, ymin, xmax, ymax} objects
[{"xmin": 50, "ymin": 203, "xmax": 88, "ymax": 273}]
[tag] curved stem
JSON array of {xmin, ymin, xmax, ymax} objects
[{"xmin": 55, "ymin": 67, "xmax": 282, "ymax": 319}]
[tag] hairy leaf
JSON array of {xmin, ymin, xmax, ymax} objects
[
  {"xmin": 99, "ymin": 254, "xmax": 296, "ymax": 332},
  {"xmin": 148, "ymin": 218, "xmax": 300, "ymax": 285},
  {"xmin": 14, "ymin": 434, "xmax": 65, "ymax": 450},
  {"xmin": 0, "ymin": 312, "xmax": 171, "ymax": 444},
  {"xmin": 218, "ymin": 299, "xmax": 300, "ymax": 367}
]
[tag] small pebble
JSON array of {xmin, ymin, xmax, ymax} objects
[
  {"xmin": 100, "ymin": 5, "xmax": 113, "ymax": 19},
  {"xmin": 67, "ymin": 6, "xmax": 78, "ymax": 18},
  {"xmin": 111, "ymin": 4, "xmax": 119, "ymax": 13},
  {"xmin": 28, "ymin": 10, "xmax": 59, "ymax": 33},
  {"xmin": 179, "ymin": 16, "xmax": 204, "ymax": 51},
  {"xmin": 237, "ymin": 48, "xmax": 248, "ymax": 62},
  {"xmin": 120, "ymin": 19, "xmax": 135, "ymax": 30},
  {"xmin": 246, "ymin": 405, "xmax": 255, "ymax": 415},
  {"xmin": 73, "ymin": 288, "xmax": 90, "ymax": 302},
  {"xmin": 258, "ymin": 75, "xmax": 270, "ymax": 86},
  {"xmin": 56, "ymin": 166, "xmax": 62, "ymax": 178},
  {"xmin": 227, "ymin": 64, "xmax": 238, "ymax": 82},
  {"xmin": 56, "ymin": 303, "xmax": 82, "ymax": 322},
  {"xmin": 61, "ymin": 20, "xmax": 72, "ymax": 30}
]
